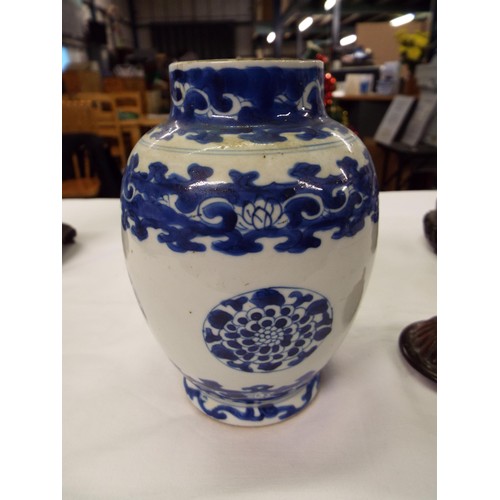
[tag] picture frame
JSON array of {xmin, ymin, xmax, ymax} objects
[
  {"xmin": 374, "ymin": 95, "xmax": 416, "ymax": 146},
  {"xmin": 400, "ymin": 92, "xmax": 437, "ymax": 147}
]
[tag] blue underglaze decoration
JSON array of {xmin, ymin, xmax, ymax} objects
[
  {"xmin": 145, "ymin": 64, "xmax": 352, "ymax": 144},
  {"xmin": 187, "ymin": 371, "xmax": 317, "ymax": 403},
  {"xmin": 202, "ymin": 287, "xmax": 333, "ymax": 373},
  {"xmin": 170, "ymin": 65, "xmax": 324, "ymax": 125},
  {"xmin": 120, "ymin": 153, "xmax": 378, "ymax": 255},
  {"xmin": 184, "ymin": 373, "xmax": 320, "ymax": 423},
  {"xmin": 148, "ymin": 119, "xmax": 348, "ymax": 145}
]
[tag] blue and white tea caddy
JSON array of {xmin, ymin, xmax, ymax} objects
[{"xmin": 121, "ymin": 59, "xmax": 378, "ymax": 426}]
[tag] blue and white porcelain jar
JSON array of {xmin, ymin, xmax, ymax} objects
[{"xmin": 121, "ymin": 59, "xmax": 379, "ymax": 426}]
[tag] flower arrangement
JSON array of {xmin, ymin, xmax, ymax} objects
[{"xmin": 395, "ymin": 29, "xmax": 430, "ymax": 73}]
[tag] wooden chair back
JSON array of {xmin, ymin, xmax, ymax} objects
[
  {"xmin": 62, "ymin": 98, "xmax": 101, "ymax": 197},
  {"xmin": 62, "ymin": 99, "xmax": 97, "ymax": 134},
  {"xmin": 110, "ymin": 91, "xmax": 143, "ymax": 117},
  {"xmin": 73, "ymin": 92, "xmax": 127, "ymax": 169},
  {"xmin": 103, "ymin": 76, "xmax": 147, "ymax": 111},
  {"xmin": 75, "ymin": 92, "xmax": 117, "ymax": 127}
]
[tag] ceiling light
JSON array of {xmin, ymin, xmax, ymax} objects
[
  {"xmin": 339, "ymin": 34, "xmax": 357, "ymax": 46},
  {"xmin": 266, "ymin": 31, "xmax": 276, "ymax": 43},
  {"xmin": 298, "ymin": 16, "xmax": 313, "ymax": 32},
  {"xmin": 324, "ymin": 0, "xmax": 336, "ymax": 10},
  {"xmin": 389, "ymin": 13, "xmax": 415, "ymax": 27}
]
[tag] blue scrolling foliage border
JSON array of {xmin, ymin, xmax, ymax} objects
[
  {"xmin": 157, "ymin": 65, "xmax": 352, "ymax": 144},
  {"xmin": 149, "ymin": 119, "xmax": 345, "ymax": 145},
  {"xmin": 183, "ymin": 373, "xmax": 320, "ymax": 423},
  {"xmin": 160, "ymin": 65, "xmax": 334, "ymax": 144},
  {"xmin": 120, "ymin": 152, "xmax": 378, "ymax": 256},
  {"xmin": 169, "ymin": 65, "xmax": 324, "ymax": 126},
  {"xmin": 187, "ymin": 370, "xmax": 317, "ymax": 403}
]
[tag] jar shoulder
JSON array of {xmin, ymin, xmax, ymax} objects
[
  {"xmin": 137, "ymin": 116, "xmax": 360, "ymax": 152},
  {"xmin": 130, "ymin": 117, "xmax": 374, "ymax": 182}
]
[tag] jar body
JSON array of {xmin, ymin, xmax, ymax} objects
[{"xmin": 121, "ymin": 60, "xmax": 379, "ymax": 426}]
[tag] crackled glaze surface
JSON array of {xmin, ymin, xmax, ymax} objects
[{"xmin": 121, "ymin": 59, "xmax": 379, "ymax": 426}]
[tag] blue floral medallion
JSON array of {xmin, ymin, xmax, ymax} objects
[
  {"xmin": 120, "ymin": 153, "xmax": 378, "ymax": 256},
  {"xmin": 202, "ymin": 287, "xmax": 333, "ymax": 373}
]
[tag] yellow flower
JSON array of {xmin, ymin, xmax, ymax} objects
[
  {"xmin": 413, "ymin": 32, "xmax": 429, "ymax": 48},
  {"xmin": 405, "ymin": 46, "xmax": 422, "ymax": 62},
  {"xmin": 395, "ymin": 28, "xmax": 429, "ymax": 66}
]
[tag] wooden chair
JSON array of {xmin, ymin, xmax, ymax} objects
[
  {"xmin": 62, "ymin": 100, "xmax": 101, "ymax": 198},
  {"xmin": 75, "ymin": 92, "xmax": 128, "ymax": 170},
  {"xmin": 106, "ymin": 91, "xmax": 146, "ymax": 155},
  {"xmin": 102, "ymin": 76, "xmax": 147, "ymax": 111},
  {"xmin": 62, "ymin": 143, "xmax": 101, "ymax": 198},
  {"xmin": 109, "ymin": 91, "xmax": 144, "ymax": 118},
  {"xmin": 63, "ymin": 97, "xmax": 101, "ymax": 130}
]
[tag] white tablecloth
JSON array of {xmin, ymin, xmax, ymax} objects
[{"xmin": 63, "ymin": 191, "xmax": 437, "ymax": 500}]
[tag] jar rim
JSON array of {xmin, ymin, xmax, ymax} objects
[{"xmin": 169, "ymin": 59, "xmax": 323, "ymax": 71}]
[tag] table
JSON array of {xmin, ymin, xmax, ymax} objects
[
  {"xmin": 378, "ymin": 141, "xmax": 437, "ymax": 191},
  {"xmin": 63, "ymin": 191, "xmax": 437, "ymax": 499}
]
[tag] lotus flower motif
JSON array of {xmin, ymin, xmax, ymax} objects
[{"xmin": 239, "ymin": 199, "xmax": 289, "ymax": 231}]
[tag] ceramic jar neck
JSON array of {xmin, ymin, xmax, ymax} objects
[{"xmin": 168, "ymin": 59, "xmax": 327, "ymax": 126}]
